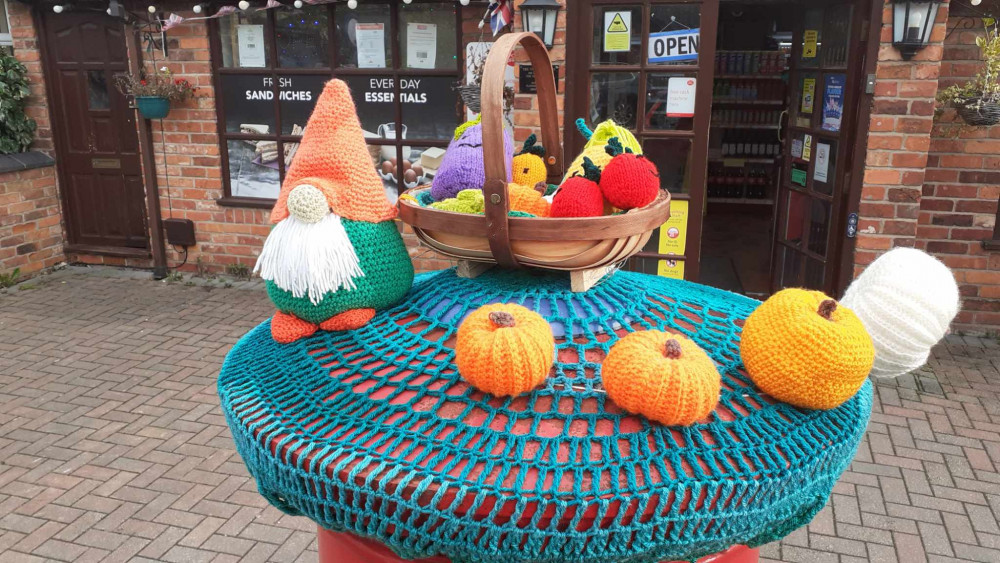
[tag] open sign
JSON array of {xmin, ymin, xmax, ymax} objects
[{"xmin": 648, "ymin": 28, "xmax": 700, "ymax": 63}]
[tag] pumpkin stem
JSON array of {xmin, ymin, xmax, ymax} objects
[
  {"xmin": 488, "ymin": 311, "xmax": 516, "ymax": 328},
  {"xmin": 533, "ymin": 181, "xmax": 547, "ymax": 195},
  {"xmin": 818, "ymin": 299, "xmax": 838, "ymax": 320},
  {"xmin": 664, "ymin": 339, "xmax": 682, "ymax": 359}
]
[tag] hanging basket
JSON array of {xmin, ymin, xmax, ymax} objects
[
  {"xmin": 398, "ymin": 32, "xmax": 671, "ymax": 290},
  {"xmin": 456, "ymin": 83, "xmax": 482, "ymax": 113},
  {"xmin": 135, "ymin": 96, "xmax": 171, "ymax": 119},
  {"xmin": 956, "ymin": 98, "xmax": 1000, "ymax": 127}
]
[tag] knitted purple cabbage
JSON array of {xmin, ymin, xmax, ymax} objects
[{"xmin": 430, "ymin": 124, "xmax": 513, "ymax": 201}]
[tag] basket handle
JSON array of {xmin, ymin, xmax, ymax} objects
[{"xmin": 481, "ymin": 32, "xmax": 563, "ymax": 268}]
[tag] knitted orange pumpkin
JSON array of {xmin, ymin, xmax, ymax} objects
[
  {"xmin": 602, "ymin": 331, "xmax": 720, "ymax": 426},
  {"xmin": 740, "ymin": 289, "xmax": 874, "ymax": 410},
  {"xmin": 455, "ymin": 304, "xmax": 554, "ymax": 396},
  {"xmin": 512, "ymin": 134, "xmax": 548, "ymax": 187},
  {"xmin": 508, "ymin": 182, "xmax": 551, "ymax": 217}
]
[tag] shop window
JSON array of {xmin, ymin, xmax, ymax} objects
[
  {"xmin": 0, "ymin": 0, "xmax": 12, "ymax": 55},
  {"xmin": 211, "ymin": 1, "xmax": 464, "ymax": 206}
]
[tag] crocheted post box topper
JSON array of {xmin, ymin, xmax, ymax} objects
[{"xmin": 254, "ymin": 79, "xmax": 414, "ymax": 344}]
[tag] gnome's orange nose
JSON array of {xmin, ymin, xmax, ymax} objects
[{"xmin": 285, "ymin": 184, "xmax": 329, "ymax": 223}]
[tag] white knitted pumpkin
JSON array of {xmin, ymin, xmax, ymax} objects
[{"xmin": 841, "ymin": 248, "xmax": 959, "ymax": 378}]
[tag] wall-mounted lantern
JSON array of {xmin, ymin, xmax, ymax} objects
[
  {"xmin": 519, "ymin": 0, "xmax": 561, "ymax": 49},
  {"xmin": 892, "ymin": 0, "xmax": 943, "ymax": 59}
]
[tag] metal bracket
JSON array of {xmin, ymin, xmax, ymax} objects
[{"xmin": 865, "ymin": 74, "xmax": 876, "ymax": 95}]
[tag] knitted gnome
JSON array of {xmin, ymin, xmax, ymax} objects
[
  {"xmin": 841, "ymin": 247, "xmax": 959, "ymax": 378},
  {"xmin": 254, "ymin": 79, "xmax": 414, "ymax": 344},
  {"xmin": 430, "ymin": 122, "xmax": 513, "ymax": 201}
]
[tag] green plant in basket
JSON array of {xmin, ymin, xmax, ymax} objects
[
  {"xmin": 0, "ymin": 52, "xmax": 37, "ymax": 154},
  {"xmin": 937, "ymin": 18, "xmax": 1000, "ymax": 126},
  {"xmin": 115, "ymin": 67, "xmax": 196, "ymax": 119}
]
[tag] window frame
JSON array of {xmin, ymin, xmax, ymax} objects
[
  {"xmin": 0, "ymin": 0, "xmax": 13, "ymax": 52},
  {"xmin": 210, "ymin": 0, "xmax": 466, "ymax": 208}
]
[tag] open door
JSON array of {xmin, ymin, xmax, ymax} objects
[{"xmin": 771, "ymin": 0, "xmax": 868, "ymax": 294}]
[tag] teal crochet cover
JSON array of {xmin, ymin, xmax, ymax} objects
[{"xmin": 219, "ymin": 268, "xmax": 872, "ymax": 563}]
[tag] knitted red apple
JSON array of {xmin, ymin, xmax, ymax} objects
[
  {"xmin": 551, "ymin": 157, "xmax": 605, "ymax": 218},
  {"xmin": 600, "ymin": 137, "xmax": 660, "ymax": 210}
]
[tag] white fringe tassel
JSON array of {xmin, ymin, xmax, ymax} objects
[{"xmin": 253, "ymin": 213, "xmax": 365, "ymax": 305}]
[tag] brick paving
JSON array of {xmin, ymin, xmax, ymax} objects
[{"xmin": 0, "ymin": 267, "xmax": 999, "ymax": 562}]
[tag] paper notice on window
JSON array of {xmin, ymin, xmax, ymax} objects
[
  {"xmin": 803, "ymin": 134, "xmax": 813, "ymax": 161},
  {"xmin": 406, "ymin": 23, "xmax": 437, "ymax": 69},
  {"xmin": 658, "ymin": 199, "xmax": 689, "ymax": 255},
  {"xmin": 814, "ymin": 143, "xmax": 831, "ymax": 183},
  {"xmin": 603, "ymin": 11, "xmax": 631, "ymax": 52},
  {"xmin": 791, "ymin": 138, "xmax": 803, "ymax": 159},
  {"xmin": 803, "ymin": 30, "xmax": 818, "ymax": 58},
  {"xmin": 665, "ymin": 77, "xmax": 696, "ymax": 117},
  {"xmin": 237, "ymin": 25, "xmax": 266, "ymax": 68},
  {"xmin": 801, "ymin": 78, "xmax": 816, "ymax": 114},
  {"xmin": 356, "ymin": 23, "xmax": 386, "ymax": 68}
]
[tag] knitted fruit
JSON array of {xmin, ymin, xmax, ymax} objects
[
  {"xmin": 841, "ymin": 248, "xmax": 958, "ymax": 378},
  {"xmin": 600, "ymin": 137, "xmax": 661, "ymax": 210},
  {"xmin": 564, "ymin": 119, "xmax": 643, "ymax": 181},
  {"xmin": 431, "ymin": 123, "xmax": 513, "ymax": 201},
  {"xmin": 508, "ymin": 182, "xmax": 551, "ymax": 217},
  {"xmin": 740, "ymin": 289, "xmax": 875, "ymax": 410},
  {"xmin": 602, "ymin": 331, "xmax": 721, "ymax": 426},
  {"xmin": 455, "ymin": 304, "xmax": 554, "ymax": 397},
  {"xmin": 430, "ymin": 189, "xmax": 485, "ymax": 214},
  {"xmin": 550, "ymin": 157, "xmax": 606, "ymax": 218},
  {"xmin": 512, "ymin": 134, "xmax": 548, "ymax": 187}
]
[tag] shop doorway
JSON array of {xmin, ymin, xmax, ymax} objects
[
  {"xmin": 566, "ymin": 0, "xmax": 873, "ymax": 298},
  {"xmin": 40, "ymin": 11, "xmax": 149, "ymax": 254}
]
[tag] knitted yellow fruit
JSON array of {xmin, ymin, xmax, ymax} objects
[
  {"xmin": 508, "ymin": 182, "xmax": 551, "ymax": 217},
  {"xmin": 512, "ymin": 134, "xmax": 548, "ymax": 186},
  {"xmin": 740, "ymin": 289, "xmax": 875, "ymax": 410},
  {"xmin": 601, "ymin": 331, "xmax": 721, "ymax": 426},
  {"xmin": 455, "ymin": 304, "xmax": 554, "ymax": 397}
]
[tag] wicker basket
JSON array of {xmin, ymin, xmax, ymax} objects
[
  {"xmin": 456, "ymin": 83, "xmax": 481, "ymax": 113},
  {"xmin": 956, "ymin": 99, "xmax": 1000, "ymax": 127},
  {"xmin": 397, "ymin": 32, "xmax": 671, "ymax": 291}
]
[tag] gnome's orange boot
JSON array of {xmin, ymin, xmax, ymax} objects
[
  {"xmin": 271, "ymin": 311, "xmax": 318, "ymax": 344},
  {"xmin": 319, "ymin": 308, "xmax": 375, "ymax": 332}
]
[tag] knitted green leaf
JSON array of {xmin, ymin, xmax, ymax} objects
[
  {"xmin": 581, "ymin": 156, "xmax": 602, "ymax": 183},
  {"xmin": 605, "ymin": 137, "xmax": 634, "ymax": 158},
  {"xmin": 518, "ymin": 133, "xmax": 546, "ymax": 157}
]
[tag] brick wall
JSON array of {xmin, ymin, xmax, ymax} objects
[
  {"xmin": 921, "ymin": 11, "xmax": 1000, "ymax": 329},
  {"xmin": 0, "ymin": 1, "xmax": 63, "ymax": 280},
  {"xmin": 854, "ymin": 0, "xmax": 949, "ymax": 269}
]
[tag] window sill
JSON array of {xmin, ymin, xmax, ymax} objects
[
  {"xmin": 983, "ymin": 239, "xmax": 1000, "ymax": 252},
  {"xmin": 217, "ymin": 196, "xmax": 276, "ymax": 209},
  {"xmin": 0, "ymin": 151, "xmax": 55, "ymax": 174}
]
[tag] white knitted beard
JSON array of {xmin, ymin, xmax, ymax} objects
[{"xmin": 253, "ymin": 213, "xmax": 365, "ymax": 305}]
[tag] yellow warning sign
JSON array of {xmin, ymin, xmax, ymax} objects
[
  {"xmin": 603, "ymin": 11, "xmax": 631, "ymax": 52},
  {"xmin": 608, "ymin": 13, "xmax": 629, "ymax": 32},
  {"xmin": 803, "ymin": 30, "xmax": 818, "ymax": 58}
]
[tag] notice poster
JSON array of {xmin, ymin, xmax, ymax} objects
[
  {"xmin": 791, "ymin": 138, "xmax": 803, "ymax": 159},
  {"xmin": 406, "ymin": 23, "xmax": 437, "ymax": 69},
  {"xmin": 791, "ymin": 167, "xmax": 807, "ymax": 187},
  {"xmin": 815, "ymin": 143, "xmax": 831, "ymax": 183},
  {"xmin": 666, "ymin": 77, "xmax": 697, "ymax": 117},
  {"xmin": 237, "ymin": 25, "xmax": 266, "ymax": 68},
  {"xmin": 657, "ymin": 258, "xmax": 685, "ymax": 280},
  {"xmin": 356, "ymin": 23, "xmax": 386, "ymax": 69},
  {"xmin": 822, "ymin": 74, "xmax": 846, "ymax": 132},
  {"xmin": 803, "ymin": 134, "xmax": 813, "ymax": 161},
  {"xmin": 648, "ymin": 28, "xmax": 700, "ymax": 63},
  {"xmin": 801, "ymin": 78, "xmax": 816, "ymax": 114},
  {"xmin": 604, "ymin": 11, "xmax": 632, "ymax": 52},
  {"xmin": 658, "ymin": 199, "xmax": 689, "ymax": 255},
  {"xmin": 803, "ymin": 30, "xmax": 819, "ymax": 58}
]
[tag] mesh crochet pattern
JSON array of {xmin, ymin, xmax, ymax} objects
[{"xmin": 219, "ymin": 268, "xmax": 872, "ymax": 563}]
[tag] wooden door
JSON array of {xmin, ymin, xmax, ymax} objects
[
  {"xmin": 43, "ymin": 11, "xmax": 148, "ymax": 251},
  {"xmin": 565, "ymin": 0, "xmax": 719, "ymax": 282},
  {"xmin": 771, "ymin": 0, "xmax": 868, "ymax": 293}
]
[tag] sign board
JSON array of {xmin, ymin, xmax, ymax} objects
[
  {"xmin": 236, "ymin": 24, "xmax": 266, "ymax": 68},
  {"xmin": 657, "ymin": 258, "xmax": 685, "ymax": 280},
  {"xmin": 803, "ymin": 30, "xmax": 818, "ymax": 58},
  {"xmin": 822, "ymin": 74, "xmax": 845, "ymax": 132},
  {"xmin": 665, "ymin": 77, "xmax": 696, "ymax": 117},
  {"xmin": 603, "ymin": 11, "xmax": 632, "ymax": 52},
  {"xmin": 791, "ymin": 167, "xmax": 807, "ymax": 187},
  {"xmin": 518, "ymin": 64, "xmax": 560, "ymax": 94},
  {"xmin": 220, "ymin": 75, "xmax": 325, "ymax": 134},
  {"xmin": 803, "ymin": 134, "xmax": 813, "ymax": 161},
  {"xmin": 648, "ymin": 28, "xmax": 700, "ymax": 63}
]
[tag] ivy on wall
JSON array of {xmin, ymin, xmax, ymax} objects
[{"xmin": 0, "ymin": 51, "xmax": 37, "ymax": 154}]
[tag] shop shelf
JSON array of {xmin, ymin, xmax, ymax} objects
[
  {"xmin": 707, "ymin": 197, "xmax": 775, "ymax": 205},
  {"xmin": 714, "ymin": 74, "xmax": 787, "ymax": 80},
  {"xmin": 712, "ymin": 99, "xmax": 784, "ymax": 105},
  {"xmin": 710, "ymin": 124, "xmax": 782, "ymax": 130}
]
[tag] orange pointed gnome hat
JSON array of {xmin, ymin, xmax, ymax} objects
[{"xmin": 270, "ymin": 79, "xmax": 397, "ymax": 224}]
